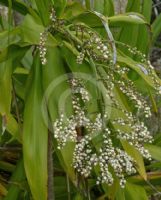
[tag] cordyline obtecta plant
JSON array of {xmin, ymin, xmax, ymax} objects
[{"xmin": 0, "ymin": 0, "xmax": 161, "ymax": 200}]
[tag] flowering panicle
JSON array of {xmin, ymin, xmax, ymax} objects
[
  {"xmin": 114, "ymin": 112, "xmax": 153, "ymax": 160},
  {"xmin": 38, "ymin": 31, "xmax": 48, "ymax": 65},
  {"xmin": 116, "ymin": 79, "xmax": 151, "ymax": 118},
  {"xmin": 52, "ymin": 77, "xmax": 152, "ymax": 188},
  {"xmin": 75, "ymin": 27, "xmax": 112, "ymax": 64},
  {"xmin": 38, "ymin": 7, "xmax": 161, "ymax": 189}
]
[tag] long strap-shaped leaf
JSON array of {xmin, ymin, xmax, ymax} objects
[
  {"xmin": 23, "ymin": 53, "xmax": 48, "ymax": 200},
  {"xmin": 35, "ymin": 0, "xmax": 50, "ymax": 25},
  {"xmin": 152, "ymin": 13, "xmax": 161, "ymax": 45}
]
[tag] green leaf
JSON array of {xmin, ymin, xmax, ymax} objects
[
  {"xmin": 115, "ymin": 188, "xmax": 125, "ymax": 200},
  {"xmin": 0, "ymin": 161, "xmax": 15, "ymax": 172},
  {"xmin": 20, "ymin": 15, "xmax": 58, "ymax": 46},
  {"xmin": 152, "ymin": 13, "xmax": 161, "ymax": 45},
  {"xmin": 42, "ymin": 47, "xmax": 76, "ymax": 180},
  {"xmin": 116, "ymin": 0, "xmax": 141, "ymax": 53},
  {"xmin": 135, "ymin": 0, "xmax": 152, "ymax": 54},
  {"xmin": 23, "ymin": 53, "xmax": 48, "ymax": 200},
  {"xmin": 74, "ymin": 193, "xmax": 84, "ymax": 200},
  {"xmin": 145, "ymin": 144, "xmax": 161, "ymax": 162},
  {"xmin": 104, "ymin": 0, "xmax": 114, "ymax": 16},
  {"xmin": 34, "ymin": 0, "xmax": 50, "ymax": 25},
  {"xmin": 117, "ymin": 54, "xmax": 161, "ymax": 89},
  {"xmin": 72, "ymin": 11, "xmax": 102, "ymax": 28},
  {"xmin": 122, "ymin": 141, "xmax": 147, "ymax": 180},
  {"xmin": 6, "ymin": 114, "xmax": 21, "ymax": 142},
  {"xmin": 128, "ymin": 171, "xmax": 161, "ymax": 186},
  {"xmin": 53, "ymin": 0, "xmax": 67, "ymax": 17},
  {"xmin": 0, "ymin": 28, "xmax": 20, "ymax": 50},
  {"xmin": 4, "ymin": 159, "xmax": 26, "ymax": 200},
  {"xmin": 93, "ymin": 0, "xmax": 104, "ymax": 13},
  {"xmin": 125, "ymin": 182, "xmax": 148, "ymax": 200},
  {"xmin": 108, "ymin": 12, "xmax": 149, "ymax": 25},
  {"xmin": 0, "ymin": 59, "xmax": 12, "ymax": 116},
  {"xmin": 0, "ymin": 0, "xmax": 29, "ymax": 15},
  {"xmin": 85, "ymin": 0, "xmax": 90, "ymax": 9},
  {"xmin": 0, "ymin": 183, "xmax": 7, "ymax": 197},
  {"xmin": 63, "ymin": 2, "xmax": 85, "ymax": 19}
]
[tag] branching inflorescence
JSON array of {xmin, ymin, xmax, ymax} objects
[{"xmin": 38, "ymin": 7, "xmax": 161, "ymax": 188}]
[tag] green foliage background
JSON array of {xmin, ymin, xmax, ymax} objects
[{"xmin": 0, "ymin": 0, "xmax": 161, "ymax": 200}]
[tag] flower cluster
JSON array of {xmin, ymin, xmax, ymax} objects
[
  {"xmin": 38, "ymin": 8, "xmax": 57, "ymax": 65},
  {"xmin": 73, "ymin": 128, "xmax": 136, "ymax": 188},
  {"xmin": 53, "ymin": 78, "xmax": 103, "ymax": 148},
  {"xmin": 116, "ymin": 79, "xmax": 151, "ymax": 118},
  {"xmin": 53, "ymin": 114, "xmax": 77, "ymax": 149},
  {"xmin": 38, "ymin": 6, "xmax": 161, "ymax": 189},
  {"xmin": 76, "ymin": 50, "xmax": 85, "ymax": 65},
  {"xmin": 115, "ymin": 112, "xmax": 153, "ymax": 160},
  {"xmin": 52, "ymin": 74, "xmax": 154, "ymax": 187},
  {"xmin": 116, "ymin": 42, "xmax": 161, "ymax": 94},
  {"xmin": 50, "ymin": 7, "xmax": 56, "ymax": 23},
  {"xmin": 97, "ymin": 129, "xmax": 136, "ymax": 188},
  {"xmin": 38, "ymin": 31, "xmax": 48, "ymax": 65},
  {"xmin": 73, "ymin": 135, "xmax": 97, "ymax": 177},
  {"xmin": 75, "ymin": 27, "xmax": 112, "ymax": 64},
  {"xmin": 70, "ymin": 78, "xmax": 90, "ymax": 102}
]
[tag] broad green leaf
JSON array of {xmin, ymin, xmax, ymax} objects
[
  {"xmin": 108, "ymin": 12, "xmax": 149, "ymax": 25},
  {"xmin": 6, "ymin": 114, "xmax": 21, "ymax": 142},
  {"xmin": 122, "ymin": 141, "xmax": 147, "ymax": 180},
  {"xmin": 154, "ymin": 133, "xmax": 161, "ymax": 146},
  {"xmin": 0, "ymin": 45, "xmax": 28, "ymax": 64},
  {"xmin": 63, "ymin": 2, "xmax": 85, "ymax": 19},
  {"xmin": 126, "ymin": 0, "xmax": 141, "ymax": 12},
  {"xmin": 23, "ymin": 53, "xmax": 48, "ymax": 200},
  {"xmin": 122, "ymin": 0, "xmax": 152, "ymax": 54},
  {"xmin": 72, "ymin": 11, "xmax": 102, "ymax": 28},
  {"xmin": 4, "ymin": 159, "xmax": 26, "ymax": 200},
  {"xmin": 88, "ymin": 0, "xmax": 114, "ymax": 17},
  {"xmin": 12, "ymin": 76, "xmax": 26, "ymax": 100},
  {"xmin": 42, "ymin": 47, "xmax": 76, "ymax": 181},
  {"xmin": 85, "ymin": 0, "xmax": 90, "ymax": 9},
  {"xmin": 117, "ymin": 0, "xmax": 141, "ymax": 54},
  {"xmin": 53, "ymin": 0, "xmax": 67, "ymax": 17},
  {"xmin": 135, "ymin": 0, "xmax": 152, "ymax": 54},
  {"xmin": 145, "ymin": 144, "xmax": 161, "ymax": 162},
  {"xmin": 104, "ymin": 0, "xmax": 114, "ymax": 16},
  {"xmin": 42, "ymin": 47, "xmax": 73, "ymax": 119},
  {"xmin": 125, "ymin": 182, "xmax": 148, "ymax": 200},
  {"xmin": 74, "ymin": 193, "xmax": 84, "ymax": 200},
  {"xmin": 0, "ymin": 59, "xmax": 12, "ymax": 115},
  {"xmin": 115, "ymin": 188, "xmax": 125, "ymax": 200},
  {"xmin": 147, "ymin": 162, "xmax": 161, "ymax": 170},
  {"xmin": 0, "ymin": 28, "xmax": 20, "ymax": 50},
  {"xmin": 20, "ymin": 15, "xmax": 58, "ymax": 46},
  {"xmin": 93, "ymin": 0, "xmax": 104, "ymax": 13},
  {"xmin": 35, "ymin": 0, "xmax": 50, "ymax": 25},
  {"xmin": 128, "ymin": 171, "xmax": 161, "ymax": 186},
  {"xmin": 152, "ymin": 13, "xmax": 161, "ymax": 44}
]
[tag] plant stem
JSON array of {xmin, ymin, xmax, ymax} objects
[
  {"xmin": 12, "ymin": 78, "xmax": 22, "ymax": 132},
  {"xmin": 66, "ymin": 174, "xmax": 71, "ymax": 200},
  {"xmin": 47, "ymin": 130, "xmax": 54, "ymax": 200}
]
